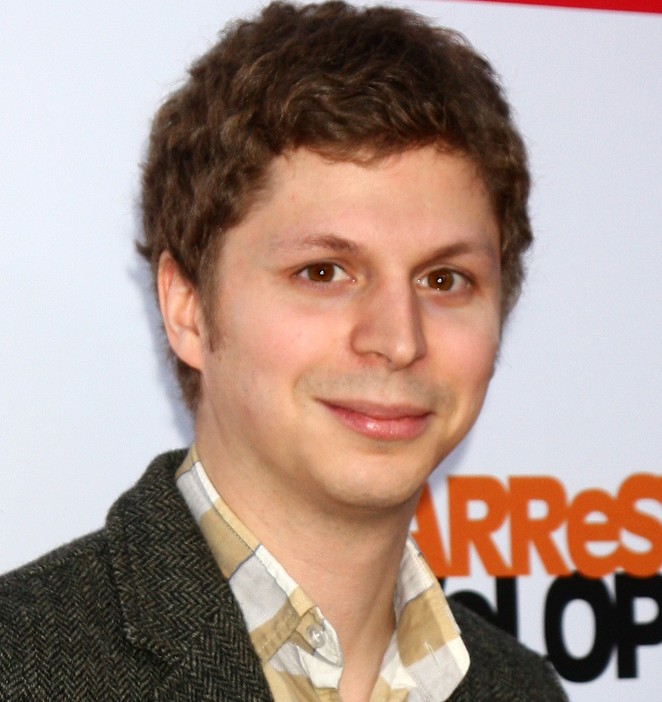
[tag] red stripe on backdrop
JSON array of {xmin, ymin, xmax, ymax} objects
[{"xmin": 444, "ymin": 0, "xmax": 662, "ymax": 13}]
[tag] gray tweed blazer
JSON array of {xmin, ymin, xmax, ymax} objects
[{"xmin": 0, "ymin": 451, "xmax": 568, "ymax": 701}]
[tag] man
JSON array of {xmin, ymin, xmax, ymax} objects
[{"xmin": 0, "ymin": 2, "xmax": 567, "ymax": 700}]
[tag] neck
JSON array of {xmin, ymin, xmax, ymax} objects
[
  {"xmin": 253, "ymin": 498, "xmax": 416, "ymax": 702},
  {"xmin": 231, "ymin": 465, "xmax": 416, "ymax": 639},
  {"xmin": 274, "ymin": 506, "xmax": 410, "ymax": 637},
  {"xmin": 281, "ymin": 516, "xmax": 411, "ymax": 702}
]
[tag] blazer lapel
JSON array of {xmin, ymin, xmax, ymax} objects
[{"xmin": 106, "ymin": 451, "xmax": 273, "ymax": 701}]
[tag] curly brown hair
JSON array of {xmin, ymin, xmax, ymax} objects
[{"xmin": 139, "ymin": 1, "xmax": 532, "ymax": 410}]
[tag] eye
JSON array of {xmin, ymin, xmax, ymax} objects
[
  {"xmin": 297, "ymin": 262, "xmax": 351, "ymax": 284},
  {"xmin": 417, "ymin": 268, "xmax": 469, "ymax": 292}
]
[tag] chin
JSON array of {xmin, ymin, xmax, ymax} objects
[{"xmin": 318, "ymin": 466, "xmax": 430, "ymax": 516}]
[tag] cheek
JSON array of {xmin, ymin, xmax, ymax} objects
[
  {"xmin": 224, "ymin": 300, "xmax": 333, "ymax": 382},
  {"xmin": 437, "ymin": 315, "xmax": 499, "ymax": 387}
]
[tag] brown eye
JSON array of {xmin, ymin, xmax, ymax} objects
[
  {"xmin": 306, "ymin": 263, "xmax": 335, "ymax": 282},
  {"xmin": 425, "ymin": 269, "xmax": 455, "ymax": 291},
  {"xmin": 299, "ymin": 262, "xmax": 351, "ymax": 284}
]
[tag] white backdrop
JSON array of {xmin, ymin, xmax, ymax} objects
[{"xmin": 1, "ymin": 1, "xmax": 660, "ymax": 699}]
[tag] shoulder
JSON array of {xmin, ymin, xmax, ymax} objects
[
  {"xmin": 0, "ymin": 450, "xmax": 189, "ymax": 698},
  {"xmin": 0, "ymin": 528, "xmax": 113, "ymax": 633},
  {"xmin": 0, "ymin": 449, "xmax": 187, "ymax": 618},
  {"xmin": 448, "ymin": 597, "xmax": 568, "ymax": 701},
  {"xmin": 0, "ymin": 529, "xmax": 132, "ymax": 697}
]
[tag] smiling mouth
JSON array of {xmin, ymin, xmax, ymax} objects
[{"xmin": 320, "ymin": 400, "xmax": 433, "ymax": 441}]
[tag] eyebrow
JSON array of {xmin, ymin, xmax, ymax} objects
[
  {"xmin": 269, "ymin": 233, "xmax": 363, "ymax": 255},
  {"xmin": 424, "ymin": 241, "xmax": 500, "ymax": 265},
  {"xmin": 270, "ymin": 232, "xmax": 499, "ymax": 268}
]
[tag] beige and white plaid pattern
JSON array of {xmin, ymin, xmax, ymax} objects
[{"xmin": 176, "ymin": 447, "xmax": 469, "ymax": 701}]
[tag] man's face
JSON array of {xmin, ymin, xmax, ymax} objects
[{"xmin": 193, "ymin": 146, "xmax": 501, "ymax": 518}]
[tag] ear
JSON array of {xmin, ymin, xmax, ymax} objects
[{"xmin": 157, "ymin": 251, "xmax": 204, "ymax": 371}]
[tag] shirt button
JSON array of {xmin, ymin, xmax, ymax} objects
[{"xmin": 307, "ymin": 624, "xmax": 327, "ymax": 649}]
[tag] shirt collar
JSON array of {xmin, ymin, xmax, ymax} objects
[{"xmin": 176, "ymin": 446, "xmax": 469, "ymax": 701}]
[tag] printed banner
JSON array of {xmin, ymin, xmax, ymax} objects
[
  {"xmin": 450, "ymin": 0, "xmax": 662, "ymax": 14},
  {"xmin": 413, "ymin": 475, "xmax": 662, "ymax": 684}
]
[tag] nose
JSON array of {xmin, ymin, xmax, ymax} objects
[{"xmin": 350, "ymin": 280, "xmax": 426, "ymax": 369}]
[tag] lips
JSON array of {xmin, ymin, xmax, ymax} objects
[{"xmin": 320, "ymin": 399, "xmax": 432, "ymax": 441}]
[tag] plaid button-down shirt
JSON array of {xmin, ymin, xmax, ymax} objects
[{"xmin": 176, "ymin": 447, "xmax": 469, "ymax": 701}]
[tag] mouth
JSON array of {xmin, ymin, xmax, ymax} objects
[{"xmin": 319, "ymin": 399, "xmax": 433, "ymax": 441}]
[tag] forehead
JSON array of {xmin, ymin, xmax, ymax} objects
[
  {"xmin": 240, "ymin": 146, "xmax": 499, "ymax": 262},
  {"xmin": 266, "ymin": 145, "xmax": 488, "ymax": 201}
]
